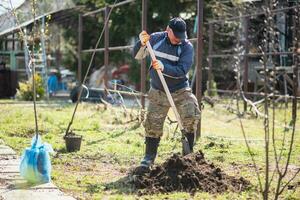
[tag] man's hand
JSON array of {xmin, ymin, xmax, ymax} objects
[
  {"xmin": 152, "ymin": 60, "xmax": 164, "ymax": 71},
  {"xmin": 139, "ymin": 31, "xmax": 150, "ymax": 46}
]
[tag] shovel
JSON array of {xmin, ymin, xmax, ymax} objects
[{"xmin": 145, "ymin": 41, "xmax": 191, "ymax": 155}]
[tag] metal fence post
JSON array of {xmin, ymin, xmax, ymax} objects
[
  {"xmin": 208, "ymin": 23, "xmax": 214, "ymax": 96},
  {"xmin": 104, "ymin": 6, "xmax": 110, "ymax": 87},
  {"xmin": 196, "ymin": 0, "xmax": 204, "ymax": 139},
  {"xmin": 243, "ymin": 16, "xmax": 249, "ymax": 112},
  {"xmin": 141, "ymin": 0, "xmax": 147, "ymax": 109},
  {"xmin": 78, "ymin": 14, "xmax": 83, "ymax": 83}
]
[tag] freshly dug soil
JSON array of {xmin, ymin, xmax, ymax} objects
[{"xmin": 132, "ymin": 151, "xmax": 250, "ymax": 195}]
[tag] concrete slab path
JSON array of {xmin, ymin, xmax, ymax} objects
[{"xmin": 0, "ymin": 142, "xmax": 75, "ymax": 200}]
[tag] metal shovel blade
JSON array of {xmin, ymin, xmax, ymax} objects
[{"xmin": 181, "ymin": 136, "xmax": 191, "ymax": 156}]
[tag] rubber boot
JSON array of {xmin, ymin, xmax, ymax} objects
[
  {"xmin": 134, "ymin": 137, "xmax": 160, "ymax": 175},
  {"xmin": 186, "ymin": 133, "xmax": 195, "ymax": 152}
]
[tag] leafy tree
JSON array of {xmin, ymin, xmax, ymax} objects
[{"xmin": 61, "ymin": 0, "xmax": 252, "ymax": 89}]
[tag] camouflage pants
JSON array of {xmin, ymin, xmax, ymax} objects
[{"xmin": 143, "ymin": 87, "xmax": 201, "ymax": 138}]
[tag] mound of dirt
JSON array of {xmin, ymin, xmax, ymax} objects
[{"xmin": 131, "ymin": 151, "xmax": 250, "ymax": 195}]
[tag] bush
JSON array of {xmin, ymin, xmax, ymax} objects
[{"xmin": 17, "ymin": 74, "xmax": 45, "ymax": 101}]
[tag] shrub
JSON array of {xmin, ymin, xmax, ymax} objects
[{"xmin": 17, "ymin": 74, "xmax": 45, "ymax": 101}]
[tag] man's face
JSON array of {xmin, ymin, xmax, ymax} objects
[{"xmin": 167, "ymin": 27, "xmax": 181, "ymax": 45}]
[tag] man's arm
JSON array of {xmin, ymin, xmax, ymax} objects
[
  {"xmin": 133, "ymin": 32, "xmax": 165, "ymax": 60},
  {"xmin": 133, "ymin": 31, "xmax": 151, "ymax": 60},
  {"xmin": 162, "ymin": 43, "xmax": 194, "ymax": 77}
]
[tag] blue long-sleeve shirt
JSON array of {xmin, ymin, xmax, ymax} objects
[{"xmin": 133, "ymin": 31, "xmax": 194, "ymax": 93}]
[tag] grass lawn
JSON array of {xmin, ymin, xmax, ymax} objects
[{"xmin": 0, "ymin": 99, "xmax": 299, "ymax": 200}]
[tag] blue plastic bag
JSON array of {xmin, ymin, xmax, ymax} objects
[{"xmin": 20, "ymin": 135, "xmax": 53, "ymax": 183}]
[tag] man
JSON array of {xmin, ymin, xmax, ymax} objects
[
  {"xmin": 133, "ymin": 17, "xmax": 201, "ymax": 171},
  {"xmin": 47, "ymin": 69, "xmax": 58, "ymax": 97}
]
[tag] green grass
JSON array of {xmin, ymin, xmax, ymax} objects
[{"xmin": 0, "ymin": 99, "xmax": 299, "ymax": 200}]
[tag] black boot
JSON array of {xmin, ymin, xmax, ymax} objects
[
  {"xmin": 186, "ymin": 133, "xmax": 195, "ymax": 152},
  {"xmin": 134, "ymin": 137, "xmax": 160, "ymax": 175},
  {"xmin": 140, "ymin": 137, "xmax": 160, "ymax": 167}
]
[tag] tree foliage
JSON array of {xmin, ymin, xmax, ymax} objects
[{"xmin": 61, "ymin": 0, "xmax": 253, "ymax": 87}]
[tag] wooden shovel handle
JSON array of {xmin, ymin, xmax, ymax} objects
[{"xmin": 145, "ymin": 41, "xmax": 184, "ymax": 131}]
